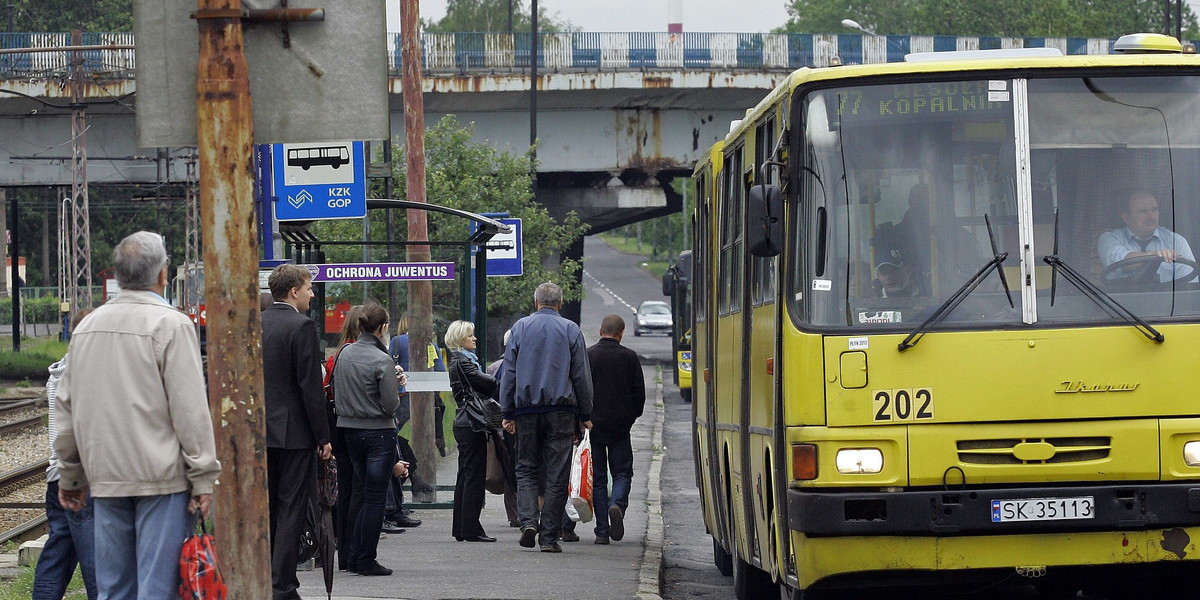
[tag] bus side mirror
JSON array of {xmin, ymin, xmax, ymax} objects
[
  {"xmin": 662, "ymin": 269, "xmax": 676, "ymax": 296},
  {"xmin": 748, "ymin": 184, "xmax": 783, "ymax": 257}
]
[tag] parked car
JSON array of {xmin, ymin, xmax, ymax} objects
[{"xmin": 634, "ymin": 300, "xmax": 672, "ymax": 336}]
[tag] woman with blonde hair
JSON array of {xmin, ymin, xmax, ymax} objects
[{"xmin": 446, "ymin": 320, "xmax": 498, "ymax": 542}]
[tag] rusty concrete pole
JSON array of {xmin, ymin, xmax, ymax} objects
[
  {"xmin": 401, "ymin": 0, "xmax": 437, "ymax": 501},
  {"xmin": 195, "ymin": 1, "xmax": 270, "ymax": 597}
]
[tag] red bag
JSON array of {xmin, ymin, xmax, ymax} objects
[
  {"xmin": 566, "ymin": 429, "xmax": 594, "ymax": 522},
  {"xmin": 179, "ymin": 514, "xmax": 227, "ymax": 600}
]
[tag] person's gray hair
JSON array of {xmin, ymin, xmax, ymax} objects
[
  {"xmin": 112, "ymin": 231, "xmax": 169, "ymax": 291},
  {"xmin": 534, "ymin": 282, "xmax": 563, "ymax": 307},
  {"xmin": 444, "ymin": 320, "xmax": 476, "ymax": 351}
]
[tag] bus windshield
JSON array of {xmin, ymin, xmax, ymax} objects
[{"xmin": 794, "ymin": 74, "xmax": 1200, "ymax": 331}]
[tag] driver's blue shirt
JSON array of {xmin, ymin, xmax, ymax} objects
[{"xmin": 1098, "ymin": 225, "xmax": 1196, "ymax": 282}]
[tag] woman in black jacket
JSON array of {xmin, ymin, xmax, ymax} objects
[{"xmin": 446, "ymin": 319, "xmax": 499, "ymax": 542}]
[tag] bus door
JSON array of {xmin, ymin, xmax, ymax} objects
[
  {"xmin": 717, "ymin": 143, "xmax": 749, "ymax": 559},
  {"xmin": 694, "ymin": 161, "xmax": 727, "ymax": 553},
  {"xmin": 746, "ymin": 118, "xmax": 783, "ymax": 578}
]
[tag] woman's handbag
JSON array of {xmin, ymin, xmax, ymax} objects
[
  {"xmin": 454, "ymin": 360, "xmax": 504, "ymax": 432},
  {"xmin": 179, "ymin": 513, "xmax": 228, "ymax": 600}
]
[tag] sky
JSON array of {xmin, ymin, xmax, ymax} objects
[{"xmin": 384, "ymin": 0, "xmax": 793, "ymax": 33}]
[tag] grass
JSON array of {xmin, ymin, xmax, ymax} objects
[
  {"xmin": 597, "ymin": 234, "xmax": 669, "ymax": 279},
  {"xmin": 396, "ymin": 393, "xmax": 459, "ymax": 455},
  {"xmin": 0, "ymin": 564, "xmax": 89, "ymax": 600},
  {"xmin": 0, "ymin": 336, "xmax": 68, "ymax": 382}
]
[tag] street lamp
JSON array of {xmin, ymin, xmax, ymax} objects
[{"xmin": 840, "ymin": 18, "xmax": 876, "ymax": 36}]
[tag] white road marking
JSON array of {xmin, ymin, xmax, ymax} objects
[{"xmin": 584, "ymin": 269, "xmax": 637, "ymax": 314}]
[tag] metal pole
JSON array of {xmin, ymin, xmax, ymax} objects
[
  {"xmin": 401, "ymin": 0, "xmax": 437, "ymax": 502},
  {"xmin": 530, "ymin": 0, "xmax": 538, "ymax": 152},
  {"xmin": 530, "ymin": 0, "xmax": 538, "ymax": 198},
  {"xmin": 195, "ymin": 1, "xmax": 270, "ymax": 596},
  {"xmin": 1176, "ymin": 0, "xmax": 1183, "ymax": 41},
  {"xmin": 8, "ymin": 190, "xmax": 16, "ymax": 351},
  {"xmin": 384, "ymin": 140, "xmax": 398, "ymax": 328}
]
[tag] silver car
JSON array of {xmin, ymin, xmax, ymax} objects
[{"xmin": 634, "ymin": 301, "xmax": 672, "ymax": 336}]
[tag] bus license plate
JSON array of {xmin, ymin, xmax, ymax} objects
[{"xmin": 990, "ymin": 497, "xmax": 1094, "ymax": 523}]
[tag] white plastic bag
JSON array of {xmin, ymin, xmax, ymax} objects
[{"xmin": 565, "ymin": 429, "xmax": 594, "ymax": 523}]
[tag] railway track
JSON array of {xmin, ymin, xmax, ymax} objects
[
  {"xmin": 0, "ymin": 459, "xmax": 48, "ymax": 546},
  {"xmin": 0, "ymin": 459, "xmax": 49, "ymax": 497}
]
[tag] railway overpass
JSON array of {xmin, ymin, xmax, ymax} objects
[{"xmin": 0, "ymin": 30, "xmax": 1150, "ymax": 233}]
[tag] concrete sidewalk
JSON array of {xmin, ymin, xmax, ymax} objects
[{"xmin": 297, "ymin": 366, "xmax": 666, "ymax": 600}]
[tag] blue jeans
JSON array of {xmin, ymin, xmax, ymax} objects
[
  {"xmin": 592, "ymin": 435, "xmax": 634, "ymax": 537},
  {"xmin": 93, "ymin": 492, "xmax": 192, "ymax": 600},
  {"xmin": 345, "ymin": 427, "xmax": 397, "ymax": 569},
  {"xmin": 33, "ymin": 480, "xmax": 97, "ymax": 600}
]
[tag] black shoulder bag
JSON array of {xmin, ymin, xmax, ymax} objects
[{"xmin": 454, "ymin": 359, "xmax": 504, "ymax": 432}]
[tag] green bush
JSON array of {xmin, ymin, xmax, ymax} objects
[{"xmin": 0, "ymin": 295, "xmax": 63, "ymax": 324}]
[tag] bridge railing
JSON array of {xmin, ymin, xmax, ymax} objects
[
  {"xmin": 0, "ymin": 31, "xmax": 1183, "ymax": 79},
  {"xmin": 0, "ymin": 31, "xmax": 135, "ymax": 78}
]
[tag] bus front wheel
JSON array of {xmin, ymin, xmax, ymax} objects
[
  {"xmin": 713, "ymin": 539, "xmax": 733, "ymax": 576},
  {"xmin": 733, "ymin": 554, "xmax": 778, "ymax": 599}
]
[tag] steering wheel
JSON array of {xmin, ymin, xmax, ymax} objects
[{"xmin": 1101, "ymin": 254, "xmax": 1200, "ymax": 284}]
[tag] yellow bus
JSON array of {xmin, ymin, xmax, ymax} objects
[{"xmin": 691, "ymin": 34, "xmax": 1200, "ymax": 599}]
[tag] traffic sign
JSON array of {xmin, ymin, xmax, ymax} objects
[
  {"xmin": 271, "ymin": 141, "xmax": 367, "ymax": 221},
  {"xmin": 485, "ymin": 218, "xmax": 523, "ymax": 277}
]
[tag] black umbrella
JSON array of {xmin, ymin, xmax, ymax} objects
[{"xmin": 317, "ymin": 455, "xmax": 338, "ymax": 600}]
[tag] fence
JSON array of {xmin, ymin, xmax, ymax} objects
[{"xmin": 0, "ymin": 287, "xmax": 101, "ymax": 339}]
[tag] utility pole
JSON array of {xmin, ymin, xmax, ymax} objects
[
  {"xmin": 401, "ymin": 0, "xmax": 437, "ymax": 501},
  {"xmin": 194, "ymin": 1, "xmax": 270, "ymax": 596},
  {"xmin": 68, "ymin": 30, "xmax": 92, "ymax": 329}
]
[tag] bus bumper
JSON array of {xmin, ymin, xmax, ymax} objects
[{"xmin": 787, "ymin": 482, "xmax": 1200, "ymax": 537}]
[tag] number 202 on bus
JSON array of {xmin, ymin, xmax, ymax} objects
[{"xmin": 872, "ymin": 388, "xmax": 934, "ymax": 422}]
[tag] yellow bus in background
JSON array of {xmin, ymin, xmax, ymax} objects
[{"xmin": 691, "ymin": 34, "xmax": 1200, "ymax": 599}]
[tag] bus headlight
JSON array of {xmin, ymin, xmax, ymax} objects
[
  {"xmin": 835, "ymin": 448, "xmax": 884, "ymax": 474},
  {"xmin": 678, "ymin": 360, "xmax": 692, "ymax": 372},
  {"xmin": 1184, "ymin": 441, "xmax": 1200, "ymax": 466}
]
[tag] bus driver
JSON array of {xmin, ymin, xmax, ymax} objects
[{"xmin": 1098, "ymin": 190, "xmax": 1196, "ymax": 282}]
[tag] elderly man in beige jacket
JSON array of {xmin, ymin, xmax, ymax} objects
[{"xmin": 54, "ymin": 231, "xmax": 221, "ymax": 599}]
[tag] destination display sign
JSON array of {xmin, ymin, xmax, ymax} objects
[
  {"xmin": 826, "ymin": 79, "xmax": 1010, "ymax": 125},
  {"xmin": 304, "ymin": 262, "xmax": 456, "ymax": 282}
]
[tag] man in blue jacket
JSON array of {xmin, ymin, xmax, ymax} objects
[{"xmin": 500, "ymin": 282, "xmax": 593, "ymax": 553}]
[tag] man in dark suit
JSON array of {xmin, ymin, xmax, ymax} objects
[
  {"xmin": 575, "ymin": 314, "xmax": 644, "ymax": 545},
  {"xmin": 262, "ymin": 264, "xmax": 332, "ymax": 600}
]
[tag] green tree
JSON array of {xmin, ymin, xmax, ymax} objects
[
  {"xmin": 423, "ymin": 0, "xmax": 573, "ymax": 33},
  {"xmin": 7, "ymin": 0, "xmax": 133, "ymax": 32},
  {"xmin": 780, "ymin": 0, "xmax": 1197, "ymax": 38},
  {"xmin": 311, "ymin": 116, "xmax": 586, "ymax": 341}
]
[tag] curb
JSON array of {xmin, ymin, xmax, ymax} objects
[{"xmin": 637, "ymin": 373, "xmax": 666, "ymax": 600}]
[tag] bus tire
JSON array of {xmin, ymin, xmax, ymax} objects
[
  {"xmin": 681, "ymin": 388, "xmax": 692, "ymax": 403},
  {"xmin": 713, "ymin": 538, "xmax": 733, "ymax": 576},
  {"xmin": 733, "ymin": 554, "xmax": 778, "ymax": 600}
]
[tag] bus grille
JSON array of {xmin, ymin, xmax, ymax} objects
[{"xmin": 956, "ymin": 437, "xmax": 1111, "ymax": 465}]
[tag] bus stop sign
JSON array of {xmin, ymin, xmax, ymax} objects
[{"xmin": 271, "ymin": 141, "xmax": 367, "ymax": 221}]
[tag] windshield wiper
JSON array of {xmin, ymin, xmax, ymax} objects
[
  {"xmin": 1043, "ymin": 211, "xmax": 1164, "ymax": 343},
  {"xmin": 898, "ymin": 215, "xmax": 1013, "ymax": 351}
]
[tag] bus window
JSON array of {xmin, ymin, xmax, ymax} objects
[
  {"xmin": 794, "ymin": 81, "xmax": 1019, "ymax": 329},
  {"xmin": 719, "ymin": 146, "xmax": 745, "ymax": 315},
  {"xmin": 1029, "ymin": 76, "xmax": 1200, "ymax": 322}
]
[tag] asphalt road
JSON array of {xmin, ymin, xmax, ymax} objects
[{"xmin": 579, "ymin": 237, "xmax": 729, "ymax": 599}]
